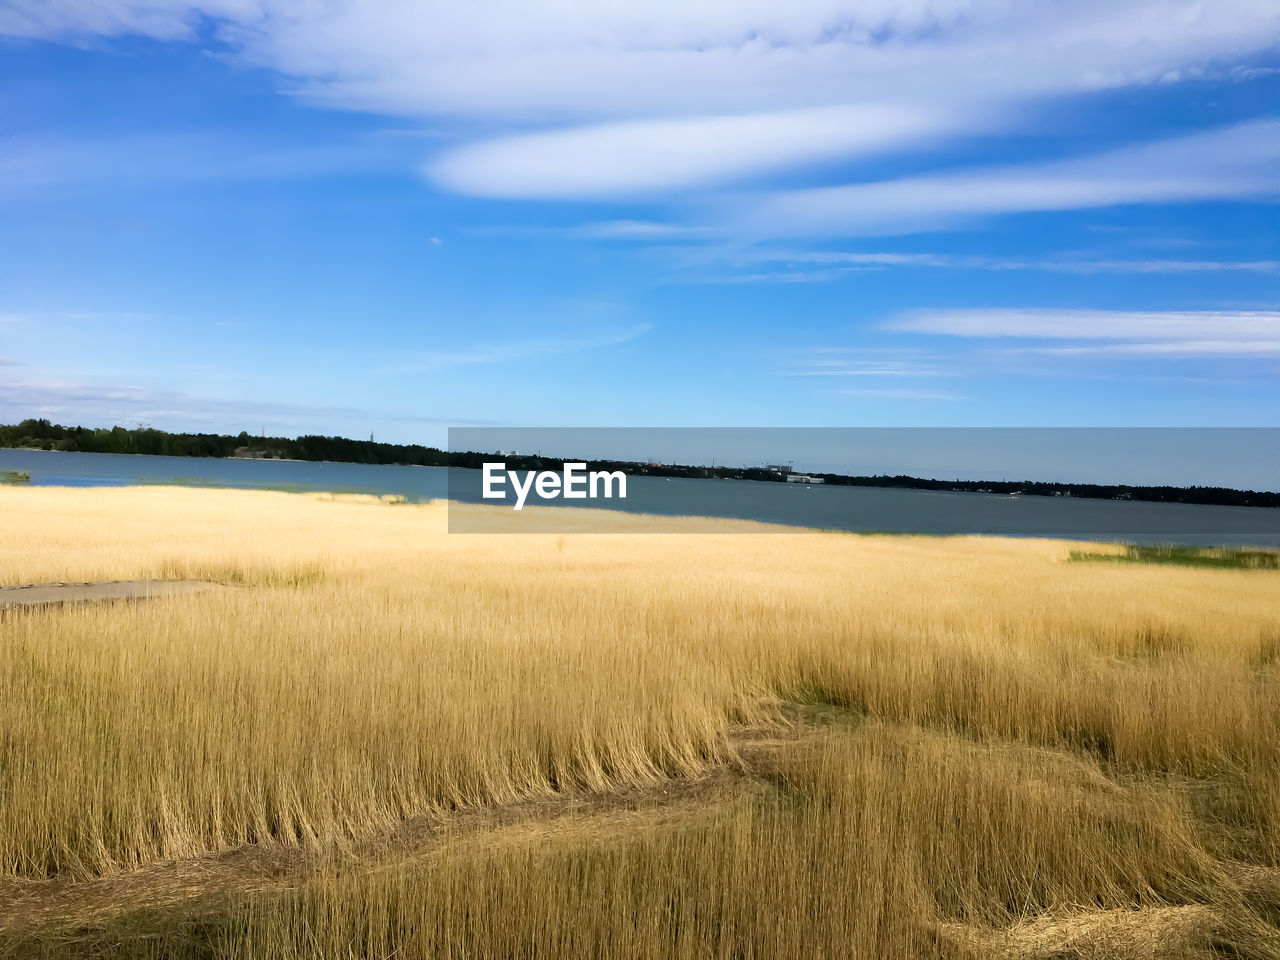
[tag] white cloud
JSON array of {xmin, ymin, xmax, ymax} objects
[
  {"xmin": 4, "ymin": 2, "xmax": 1279, "ymax": 201},
  {"xmin": 890, "ymin": 308, "xmax": 1280, "ymax": 340},
  {"xmin": 0, "ymin": 2, "xmax": 1228, "ymax": 113},
  {"xmin": 1015, "ymin": 341, "xmax": 1280, "ymax": 357},
  {"xmin": 721, "ymin": 250, "xmax": 1280, "ymax": 277},
  {"xmin": 887, "ymin": 307, "xmax": 1280, "ymax": 357},
  {"xmin": 429, "ymin": 103, "xmax": 978, "ymax": 198},
  {"xmin": 1044, "ymin": 260, "xmax": 1280, "ymax": 276},
  {"xmin": 736, "ymin": 120, "xmax": 1280, "ymax": 236},
  {"xmin": 782, "ymin": 348, "xmax": 955, "ymax": 389},
  {"xmin": 572, "ymin": 221, "xmax": 712, "ymax": 240},
  {"xmin": 779, "ymin": 252, "xmax": 951, "ymax": 268}
]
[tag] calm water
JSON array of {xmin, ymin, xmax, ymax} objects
[{"xmin": 4, "ymin": 448, "xmax": 1279, "ymax": 546}]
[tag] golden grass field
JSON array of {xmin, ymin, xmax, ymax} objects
[{"xmin": 1, "ymin": 485, "xmax": 1278, "ymax": 959}]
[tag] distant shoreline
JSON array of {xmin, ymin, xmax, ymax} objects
[{"xmin": 3, "ymin": 420, "xmax": 1277, "ymax": 509}]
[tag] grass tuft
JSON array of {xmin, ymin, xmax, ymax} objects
[{"xmin": 1070, "ymin": 543, "xmax": 1280, "ymax": 570}]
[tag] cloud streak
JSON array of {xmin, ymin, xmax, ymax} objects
[
  {"xmin": 1017, "ymin": 341, "xmax": 1280, "ymax": 357},
  {"xmin": 888, "ymin": 308, "xmax": 1280, "ymax": 358},
  {"xmin": 428, "ymin": 103, "xmax": 980, "ymax": 199},
  {"xmin": 706, "ymin": 250, "xmax": 1280, "ymax": 280},
  {"xmin": 735, "ymin": 120, "xmax": 1280, "ymax": 237}
]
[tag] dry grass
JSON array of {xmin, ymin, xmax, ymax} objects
[{"xmin": 1, "ymin": 485, "xmax": 1278, "ymax": 958}]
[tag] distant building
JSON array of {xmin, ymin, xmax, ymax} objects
[
  {"xmin": 786, "ymin": 474, "xmax": 825, "ymax": 484},
  {"xmin": 766, "ymin": 464, "xmax": 793, "ymax": 474}
]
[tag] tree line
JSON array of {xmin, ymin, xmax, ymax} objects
[
  {"xmin": 1, "ymin": 419, "xmax": 453, "ymax": 465},
  {"xmin": 3, "ymin": 419, "xmax": 1276, "ymax": 508}
]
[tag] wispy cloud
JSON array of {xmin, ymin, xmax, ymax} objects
[
  {"xmin": 10, "ymin": 2, "xmax": 1276, "ymax": 121},
  {"xmin": 703, "ymin": 249, "xmax": 1280, "ymax": 281},
  {"xmin": 734, "ymin": 120, "xmax": 1280, "ymax": 237},
  {"xmin": 890, "ymin": 308, "xmax": 1280, "ymax": 340},
  {"xmin": 1014, "ymin": 341, "xmax": 1280, "ymax": 357},
  {"xmin": 5, "ymin": 2, "xmax": 1279, "ymax": 204},
  {"xmin": 888, "ymin": 308, "xmax": 1280, "ymax": 358},
  {"xmin": 571, "ymin": 221, "xmax": 713, "ymax": 241},
  {"xmin": 784, "ymin": 349, "xmax": 959, "ymax": 401},
  {"xmin": 428, "ymin": 103, "xmax": 981, "ymax": 199},
  {"xmin": 392, "ymin": 324, "xmax": 653, "ymax": 373},
  {"xmin": 961, "ymin": 257, "xmax": 1280, "ymax": 276}
]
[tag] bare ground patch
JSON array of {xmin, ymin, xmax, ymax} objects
[{"xmin": 0, "ymin": 580, "xmax": 221, "ymax": 610}]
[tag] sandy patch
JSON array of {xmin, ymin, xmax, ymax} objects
[{"xmin": 0, "ymin": 579, "xmax": 218, "ymax": 608}]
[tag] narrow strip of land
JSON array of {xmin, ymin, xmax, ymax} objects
[{"xmin": 0, "ymin": 580, "xmax": 218, "ymax": 608}]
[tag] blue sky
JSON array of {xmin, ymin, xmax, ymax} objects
[{"xmin": 1, "ymin": 1, "xmax": 1278, "ymax": 447}]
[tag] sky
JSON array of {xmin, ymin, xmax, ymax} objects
[{"xmin": 1, "ymin": 1, "xmax": 1278, "ymax": 448}]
